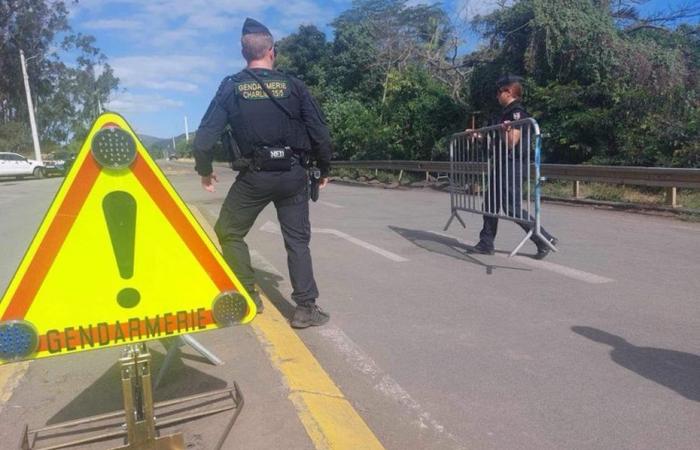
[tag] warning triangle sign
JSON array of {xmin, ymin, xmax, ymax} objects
[{"xmin": 0, "ymin": 112, "xmax": 256, "ymax": 364}]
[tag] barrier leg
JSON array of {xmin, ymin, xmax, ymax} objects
[
  {"xmin": 534, "ymin": 230, "xmax": 558, "ymax": 251},
  {"xmin": 509, "ymin": 230, "xmax": 533, "ymax": 257},
  {"xmin": 443, "ymin": 210, "xmax": 466, "ymax": 231}
]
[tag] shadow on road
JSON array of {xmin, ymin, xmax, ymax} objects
[
  {"xmin": 46, "ymin": 347, "xmax": 228, "ymax": 425},
  {"xmin": 388, "ymin": 226, "xmax": 530, "ymax": 275},
  {"xmin": 572, "ymin": 326, "xmax": 700, "ymax": 402},
  {"xmin": 255, "ymin": 268, "xmax": 296, "ymax": 321}
]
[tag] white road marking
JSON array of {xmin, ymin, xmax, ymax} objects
[
  {"xmin": 316, "ymin": 200, "xmax": 344, "ymax": 209},
  {"xmin": 511, "ymin": 255, "xmax": 614, "ymax": 284},
  {"xmin": 249, "ymin": 249, "xmax": 462, "ymax": 446},
  {"xmin": 431, "ymin": 230, "xmax": 614, "ymax": 284},
  {"xmin": 251, "ymin": 249, "xmax": 284, "ymax": 276},
  {"xmin": 317, "ymin": 326, "xmax": 464, "ymax": 448},
  {"xmin": 261, "ymin": 221, "xmax": 409, "ymax": 262}
]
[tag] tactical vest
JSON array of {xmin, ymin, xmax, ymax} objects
[{"xmin": 222, "ymin": 70, "xmax": 311, "ymax": 157}]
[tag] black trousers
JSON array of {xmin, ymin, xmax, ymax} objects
[
  {"xmin": 214, "ymin": 163, "xmax": 319, "ymax": 305},
  {"xmin": 479, "ymin": 158, "xmax": 554, "ymax": 248}
]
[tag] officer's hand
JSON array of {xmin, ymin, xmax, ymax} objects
[
  {"xmin": 319, "ymin": 177, "xmax": 329, "ymax": 189},
  {"xmin": 465, "ymin": 129, "xmax": 482, "ymax": 139},
  {"xmin": 201, "ymin": 173, "xmax": 218, "ymax": 192}
]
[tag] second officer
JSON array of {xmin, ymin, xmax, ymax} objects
[{"xmin": 193, "ymin": 18, "xmax": 332, "ymax": 328}]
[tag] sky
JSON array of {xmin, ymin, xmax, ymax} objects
[{"xmin": 66, "ymin": 0, "xmax": 697, "ymax": 139}]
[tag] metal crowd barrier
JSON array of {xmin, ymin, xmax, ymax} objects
[{"xmin": 444, "ymin": 117, "xmax": 557, "ymax": 257}]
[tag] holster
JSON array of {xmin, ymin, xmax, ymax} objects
[
  {"xmin": 231, "ymin": 158, "xmax": 252, "ymax": 171},
  {"xmin": 225, "ymin": 129, "xmax": 252, "ymax": 171},
  {"xmin": 308, "ymin": 166, "xmax": 321, "ymax": 202}
]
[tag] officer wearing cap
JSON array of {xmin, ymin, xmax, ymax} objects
[
  {"xmin": 193, "ymin": 18, "xmax": 332, "ymax": 328},
  {"xmin": 470, "ymin": 75, "xmax": 558, "ymax": 259}
]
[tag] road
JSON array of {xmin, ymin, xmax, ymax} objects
[{"xmin": 1, "ymin": 161, "xmax": 699, "ymax": 449}]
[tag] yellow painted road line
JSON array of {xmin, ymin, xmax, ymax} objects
[
  {"xmin": 251, "ymin": 294, "xmax": 385, "ymax": 450},
  {"xmin": 192, "ymin": 206, "xmax": 384, "ymax": 450}
]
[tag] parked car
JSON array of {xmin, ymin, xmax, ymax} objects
[
  {"xmin": 44, "ymin": 151, "xmax": 76, "ymax": 176},
  {"xmin": 43, "ymin": 159, "xmax": 65, "ymax": 176},
  {"xmin": 0, "ymin": 152, "xmax": 46, "ymax": 179}
]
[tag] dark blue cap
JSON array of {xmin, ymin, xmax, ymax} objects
[
  {"xmin": 496, "ymin": 74, "xmax": 524, "ymax": 88},
  {"xmin": 242, "ymin": 18, "xmax": 271, "ymax": 36}
]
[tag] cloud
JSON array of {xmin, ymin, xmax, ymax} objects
[
  {"xmin": 184, "ymin": 12, "xmax": 237, "ymax": 32},
  {"xmin": 110, "ymin": 55, "xmax": 228, "ymax": 92},
  {"xmin": 70, "ymin": 0, "xmax": 349, "ymax": 136},
  {"xmin": 75, "ymin": 0, "xmax": 331, "ymax": 36},
  {"xmin": 275, "ymin": 0, "xmax": 337, "ymax": 34},
  {"xmin": 74, "ymin": 0, "xmax": 273, "ymax": 24},
  {"xmin": 82, "ymin": 19, "xmax": 142, "ymax": 30},
  {"xmin": 106, "ymin": 92, "xmax": 183, "ymax": 113}
]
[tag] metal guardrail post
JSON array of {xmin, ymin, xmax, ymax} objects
[
  {"xmin": 666, "ymin": 187, "xmax": 678, "ymax": 208},
  {"xmin": 573, "ymin": 180, "xmax": 581, "ymax": 199}
]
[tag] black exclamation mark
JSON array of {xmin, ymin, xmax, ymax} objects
[{"xmin": 103, "ymin": 191, "xmax": 140, "ymax": 308}]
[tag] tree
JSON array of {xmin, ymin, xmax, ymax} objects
[
  {"xmin": 275, "ymin": 25, "xmax": 331, "ymax": 95},
  {"xmin": 0, "ymin": 0, "xmax": 119, "ymax": 152},
  {"xmin": 466, "ymin": 0, "xmax": 699, "ymax": 166},
  {"xmin": 382, "ymin": 67, "xmax": 465, "ymax": 160},
  {"xmin": 279, "ymin": 0, "xmax": 698, "ymax": 166},
  {"xmin": 330, "ymin": 0, "xmax": 461, "ymax": 104}
]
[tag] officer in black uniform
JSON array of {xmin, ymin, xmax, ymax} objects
[
  {"xmin": 193, "ymin": 18, "xmax": 332, "ymax": 328},
  {"xmin": 471, "ymin": 75, "xmax": 558, "ymax": 259}
]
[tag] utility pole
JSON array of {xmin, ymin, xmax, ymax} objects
[
  {"xmin": 172, "ymin": 136, "xmax": 176, "ymax": 156},
  {"xmin": 95, "ymin": 70, "xmax": 103, "ymax": 115},
  {"xmin": 20, "ymin": 50, "xmax": 42, "ymax": 164},
  {"xmin": 184, "ymin": 116, "xmax": 189, "ymax": 142}
]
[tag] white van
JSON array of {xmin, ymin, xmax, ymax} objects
[{"xmin": 0, "ymin": 152, "xmax": 46, "ymax": 179}]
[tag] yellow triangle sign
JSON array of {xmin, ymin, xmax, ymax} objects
[{"xmin": 0, "ymin": 112, "xmax": 256, "ymax": 364}]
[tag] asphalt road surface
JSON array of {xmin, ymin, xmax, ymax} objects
[{"xmin": 1, "ymin": 161, "xmax": 699, "ymax": 449}]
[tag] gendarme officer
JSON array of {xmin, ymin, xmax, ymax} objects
[
  {"xmin": 470, "ymin": 75, "xmax": 558, "ymax": 259},
  {"xmin": 193, "ymin": 18, "xmax": 332, "ymax": 328}
]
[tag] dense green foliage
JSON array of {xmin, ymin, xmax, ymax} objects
[
  {"xmin": 0, "ymin": 0, "xmax": 118, "ymax": 155},
  {"xmin": 467, "ymin": 0, "xmax": 700, "ymax": 166},
  {"xmin": 276, "ymin": 0, "xmax": 467, "ymax": 161},
  {"xmin": 1, "ymin": 0, "xmax": 696, "ymax": 167},
  {"xmin": 277, "ymin": 0, "xmax": 699, "ymax": 167}
]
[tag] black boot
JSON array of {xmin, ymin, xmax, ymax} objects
[
  {"xmin": 472, "ymin": 240, "xmax": 495, "ymax": 255},
  {"xmin": 291, "ymin": 303, "xmax": 329, "ymax": 328},
  {"xmin": 249, "ymin": 290, "xmax": 264, "ymax": 313},
  {"xmin": 534, "ymin": 237, "xmax": 559, "ymax": 260}
]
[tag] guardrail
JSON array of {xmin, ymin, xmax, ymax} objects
[{"xmin": 332, "ymin": 160, "xmax": 700, "ymax": 208}]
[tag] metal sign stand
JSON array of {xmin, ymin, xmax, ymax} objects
[
  {"xmin": 115, "ymin": 344, "xmax": 184, "ymax": 449},
  {"xmin": 154, "ymin": 335, "xmax": 223, "ymax": 390},
  {"xmin": 19, "ymin": 344, "xmax": 243, "ymax": 450}
]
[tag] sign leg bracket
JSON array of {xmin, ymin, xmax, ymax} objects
[{"xmin": 19, "ymin": 344, "xmax": 243, "ymax": 450}]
